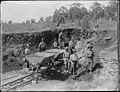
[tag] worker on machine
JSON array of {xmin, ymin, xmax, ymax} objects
[
  {"xmin": 63, "ymin": 47, "xmax": 70, "ymax": 73},
  {"xmin": 38, "ymin": 38, "xmax": 46, "ymax": 52},
  {"xmin": 70, "ymin": 49, "xmax": 79, "ymax": 75}
]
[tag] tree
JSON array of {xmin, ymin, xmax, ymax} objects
[
  {"xmin": 68, "ymin": 2, "xmax": 82, "ymax": 22},
  {"xmin": 31, "ymin": 18, "xmax": 36, "ymax": 23},
  {"xmin": 8, "ymin": 20, "xmax": 13, "ymax": 24},
  {"xmin": 80, "ymin": 6, "xmax": 88, "ymax": 18},
  {"xmin": 59, "ymin": 6, "xmax": 68, "ymax": 13},
  {"xmin": 68, "ymin": 6, "xmax": 82, "ymax": 22},
  {"xmin": 38, "ymin": 17, "xmax": 44, "ymax": 23},
  {"xmin": 40, "ymin": 17, "xmax": 44, "ymax": 22},
  {"xmin": 45, "ymin": 16, "xmax": 53, "ymax": 22},
  {"xmin": 105, "ymin": 0, "xmax": 118, "ymax": 20},
  {"xmin": 69, "ymin": 2, "xmax": 81, "ymax": 8},
  {"xmin": 90, "ymin": 2, "xmax": 104, "ymax": 19},
  {"xmin": 80, "ymin": 15, "xmax": 90, "ymax": 30},
  {"xmin": 26, "ymin": 20, "xmax": 30, "ymax": 24},
  {"xmin": 53, "ymin": 9, "xmax": 60, "ymax": 23},
  {"xmin": 58, "ymin": 6, "xmax": 68, "ymax": 24}
]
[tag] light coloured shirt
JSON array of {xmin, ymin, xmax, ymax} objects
[
  {"xmin": 63, "ymin": 51, "xmax": 70, "ymax": 58},
  {"xmin": 38, "ymin": 42, "xmax": 46, "ymax": 48},
  {"xmin": 69, "ymin": 40, "xmax": 75, "ymax": 48},
  {"xmin": 52, "ymin": 41, "xmax": 58, "ymax": 48},
  {"xmin": 59, "ymin": 32, "xmax": 63, "ymax": 38},
  {"xmin": 75, "ymin": 40, "xmax": 85, "ymax": 51},
  {"xmin": 70, "ymin": 54, "xmax": 79, "ymax": 61},
  {"xmin": 25, "ymin": 48, "xmax": 30, "ymax": 55}
]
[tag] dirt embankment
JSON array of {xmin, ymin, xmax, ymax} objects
[{"xmin": 2, "ymin": 28, "xmax": 81, "ymax": 73}]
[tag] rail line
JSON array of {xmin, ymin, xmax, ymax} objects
[
  {"xmin": 1, "ymin": 66, "xmax": 48, "ymax": 91},
  {"xmin": 1, "ymin": 73, "xmax": 34, "ymax": 91}
]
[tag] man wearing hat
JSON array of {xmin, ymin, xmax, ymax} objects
[{"xmin": 38, "ymin": 38, "xmax": 46, "ymax": 52}]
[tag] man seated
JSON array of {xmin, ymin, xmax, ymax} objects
[
  {"xmin": 63, "ymin": 47, "xmax": 70, "ymax": 72},
  {"xmin": 38, "ymin": 38, "xmax": 46, "ymax": 52}
]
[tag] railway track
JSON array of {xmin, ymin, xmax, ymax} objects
[
  {"xmin": 1, "ymin": 73, "xmax": 34, "ymax": 91},
  {"xmin": 1, "ymin": 66, "xmax": 48, "ymax": 91}
]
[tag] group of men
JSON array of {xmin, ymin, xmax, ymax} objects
[
  {"xmin": 61, "ymin": 34, "xmax": 94, "ymax": 75},
  {"xmin": 24, "ymin": 30, "xmax": 94, "ymax": 76},
  {"xmin": 63, "ymin": 41, "xmax": 94, "ymax": 75}
]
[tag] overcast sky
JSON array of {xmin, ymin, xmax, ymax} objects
[{"xmin": 1, "ymin": 1, "xmax": 109, "ymax": 23}]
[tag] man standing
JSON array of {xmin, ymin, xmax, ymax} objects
[
  {"xmin": 25, "ymin": 44, "xmax": 31, "ymax": 55},
  {"xmin": 69, "ymin": 36, "xmax": 76, "ymax": 54},
  {"xmin": 52, "ymin": 39, "xmax": 58, "ymax": 49},
  {"xmin": 58, "ymin": 30, "xmax": 64, "ymax": 44},
  {"xmin": 63, "ymin": 47, "xmax": 70, "ymax": 72},
  {"xmin": 38, "ymin": 38, "xmax": 46, "ymax": 52},
  {"xmin": 70, "ymin": 50, "xmax": 79, "ymax": 75}
]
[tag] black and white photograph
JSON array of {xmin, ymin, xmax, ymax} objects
[{"xmin": 1, "ymin": 0, "xmax": 119, "ymax": 91}]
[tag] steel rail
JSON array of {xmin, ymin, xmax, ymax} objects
[{"xmin": 1, "ymin": 73, "xmax": 33, "ymax": 91}]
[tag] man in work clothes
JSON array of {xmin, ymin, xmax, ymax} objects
[
  {"xmin": 52, "ymin": 39, "xmax": 58, "ymax": 49},
  {"xmin": 70, "ymin": 50, "xmax": 79, "ymax": 75},
  {"xmin": 25, "ymin": 44, "xmax": 31, "ymax": 55},
  {"xmin": 58, "ymin": 30, "xmax": 64, "ymax": 44},
  {"xmin": 69, "ymin": 37, "xmax": 76, "ymax": 54},
  {"xmin": 38, "ymin": 38, "xmax": 46, "ymax": 52},
  {"xmin": 63, "ymin": 47, "xmax": 70, "ymax": 72}
]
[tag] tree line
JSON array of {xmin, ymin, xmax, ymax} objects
[{"xmin": 2, "ymin": 0, "xmax": 118, "ymax": 25}]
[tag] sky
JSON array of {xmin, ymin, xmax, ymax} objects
[{"xmin": 1, "ymin": 0, "xmax": 109, "ymax": 23}]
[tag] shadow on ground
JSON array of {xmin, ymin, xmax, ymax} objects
[
  {"xmin": 42, "ymin": 62, "xmax": 103, "ymax": 82},
  {"xmin": 44, "ymin": 69, "xmax": 71, "ymax": 81}
]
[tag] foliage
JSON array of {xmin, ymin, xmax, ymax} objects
[{"xmin": 8, "ymin": 20, "xmax": 13, "ymax": 24}]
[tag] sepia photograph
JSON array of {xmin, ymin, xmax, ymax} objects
[{"xmin": 1, "ymin": 0, "xmax": 119, "ymax": 91}]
